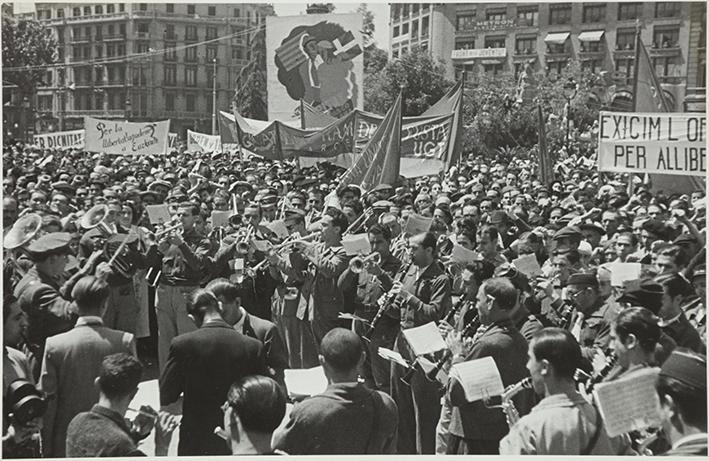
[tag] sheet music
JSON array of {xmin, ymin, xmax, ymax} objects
[
  {"xmin": 449, "ymin": 356, "xmax": 504, "ymax": 403},
  {"xmin": 404, "ymin": 213, "xmax": 433, "ymax": 236},
  {"xmin": 210, "ymin": 210, "xmax": 232, "ymax": 228},
  {"xmin": 341, "ymin": 233, "xmax": 371, "ymax": 256},
  {"xmin": 609, "ymin": 262, "xmax": 642, "ymax": 287},
  {"xmin": 378, "ymin": 347, "xmax": 410, "ymax": 368},
  {"xmin": 284, "ymin": 366, "xmax": 328, "ymax": 398},
  {"xmin": 402, "ymin": 322, "xmax": 447, "ymax": 357},
  {"xmin": 450, "ymin": 244, "xmax": 482, "ymax": 264},
  {"xmin": 266, "ymin": 219, "xmax": 290, "ymax": 239},
  {"xmin": 512, "ymin": 253, "xmax": 542, "ymax": 277},
  {"xmin": 593, "ymin": 367, "xmax": 662, "ymax": 438},
  {"xmin": 146, "ymin": 204, "xmax": 171, "ymax": 225}
]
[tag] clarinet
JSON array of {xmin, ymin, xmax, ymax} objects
[
  {"xmin": 364, "ymin": 262, "xmax": 412, "ymax": 341},
  {"xmin": 586, "ymin": 352, "xmax": 619, "ymax": 393},
  {"xmin": 425, "ymin": 313, "xmax": 480, "ymax": 382},
  {"xmin": 443, "ymin": 293, "xmax": 470, "ymax": 326}
]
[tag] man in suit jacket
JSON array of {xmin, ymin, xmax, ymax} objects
[
  {"xmin": 207, "ymin": 278, "xmax": 289, "ymax": 389},
  {"xmin": 159, "ymin": 289, "xmax": 267, "ymax": 456},
  {"xmin": 441, "ymin": 277, "xmax": 532, "ymax": 455},
  {"xmin": 39, "ymin": 276, "xmax": 136, "ymax": 457}
]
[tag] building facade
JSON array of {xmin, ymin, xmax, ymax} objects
[
  {"xmin": 22, "ymin": 3, "xmax": 272, "ymax": 138},
  {"xmin": 389, "ymin": 2, "xmax": 706, "ymax": 112}
]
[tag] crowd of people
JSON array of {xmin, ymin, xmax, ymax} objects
[{"xmin": 2, "ymin": 139, "xmax": 707, "ymax": 457}]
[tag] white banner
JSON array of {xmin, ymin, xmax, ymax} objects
[
  {"xmin": 186, "ymin": 130, "xmax": 222, "ymax": 153},
  {"xmin": 33, "ymin": 129, "xmax": 85, "ymax": 149},
  {"xmin": 598, "ymin": 111, "xmax": 706, "ymax": 177},
  {"xmin": 84, "ymin": 117, "xmax": 170, "ymax": 155}
]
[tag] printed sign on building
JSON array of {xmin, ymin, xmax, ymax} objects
[
  {"xmin": 598, "ymin": 112, "xmax": 706, "ymax": 177},
  {"xmin": 266, "ymin": 13, "xmax": 364, "ymax": 122}
]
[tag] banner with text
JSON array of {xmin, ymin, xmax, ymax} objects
[
  {"xmin": 84, "ymin": 117, "xmax": 170, "ymax": 155},
  {"xmin": 187, "ymin": 130, "xmax": 222, "ymax": 153},
  {"xmin": 598, "ymin": 112, "xmax": 706, "ymax": 177},
  {"xmin": 33, "ymin": 129, "xmax": 85, "ymax": 149}
]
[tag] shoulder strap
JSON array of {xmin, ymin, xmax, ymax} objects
[
  {"xmin": 365, "ymin": 390, "xmax": 382, "ymax": 454},
  {"xmin": 581, "ymin": 404, "xmax": 603, "ymax": 455}
]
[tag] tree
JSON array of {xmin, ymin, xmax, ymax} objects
[
  {"xmin": 358, "ymin": 3, "xmax": 375, "ymax": 37},
  {"xmin": 234, "ymin": 28, "xmax": 267, "ymax": 120},
  {"xmin": 2, "ymin": 17, "xmax": 57, "ymax": 97},
  {"xmin": 364, "ymin": 48, "xmax": 453, "ymax": 116},
  {"xmin": 364, "ymin": 45, "xmax": 387, "ymax": 75},
  {"xmin": 306, "ymin": 4, "xmax": 335, "ymax": 14}
]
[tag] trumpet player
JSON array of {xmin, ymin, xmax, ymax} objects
[
  {"xmin": 145, "ymin": 202, "xmax": 212, "ymax": 373},
  {"xmin": 337, "ymin": 224, "xmax": 402, "ymax": 393},
  {"xmin": 389, "ymin": 231, "xmax": 452, "ymax": 455},
  {"xmin": 440, "ymin": 278, "xmax": 531, "ymax": 455},
  {"xmin": 499, "ymin": 328, "xmax": 631, "ymax": 455}
]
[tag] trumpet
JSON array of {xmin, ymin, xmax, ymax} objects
[
  {"xmin": 344, "ymin": 208, "xmax": 373, "ymax": 235},
  {"xmin": 189, "ymin": 173, "xmax": 223, "ymax": 189},
  {"xmin": 349, "ymin": 252, "xmax": 381, "ymax": 274},
  {"xmin": 154, "ymin": 222, "xmax": 183, "ymax": 238},
  {"xmin": 248, "ymin": 231, "xmax": 322, "ymax": 273}
]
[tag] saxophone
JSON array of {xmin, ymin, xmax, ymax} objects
[{"xmin": 500, "ymin": 377, "xmax": 533, "ymax": 428}]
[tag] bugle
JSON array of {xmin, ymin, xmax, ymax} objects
[
  {"xmin": 349, "ymin": 252, "xmax": 381, "ymax": 274},
  {"xmin": 154, "ymin": 222, "xmax": 183, "ymax": 238}
]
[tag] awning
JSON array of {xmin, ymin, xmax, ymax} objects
[
  {"xmin": 544, "ymin": 32, "xmax": 570, "ymax": 45},
  {"xmin": 578, "ymin": 30, "xmax": 605, "ymax": 42}
]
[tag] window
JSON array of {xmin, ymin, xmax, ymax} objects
[
  {"xmin": 132, "ymin": 67, "xmax": 146, "ymax": 85},
  {"xmin": 164, "ymin": 65, "xmax": 176, "ymax": 85},
  {"xmin": 119, "ymin": 4, "xmax": 125, "ymax": 12},
  {"xmin": 107, "ymin": 44, "xmax": 115, "ymax": 57},
  {"xmin": 83, "ymin": 6, "xmax": 91, "ymax": 15},
  {"xmin": 655, "ymin": 2, "xmax": 681, "ymax": 18},
  {"xmin": 547, "ymin": 61, "xmax": 568, "ymax": 76},
  {"xmin": 232, "ymin": 46, "xmax": 243, "ymax": 60},
  {"xmin": 485, "ymin": 36, "xmax": 506, "ymax": 48},
  {"xmin": 44, "ymin": 70, "xmax": 52, "ymax": 86},
  {"xmin": 392, "ymin": 49, "xmax": 399, "ymax": 59},
  {"xmin": 457, "ymin": 14, "xmax": 477, "ymax": 32},
  {"xmin": 615, "ymin": 58, "xmax": 634, "ymax": 82},
  {"xmin": 393, "ymin": 25, "xmax": 399, "ymax": 37},
  {"xmin": 185, "ymin": 67, "xmax": 197, "ymax": 86},
  {"xmin": 653, "ymin": 27, "xmax": 680, "ymax": 48},
  {"xmin": 617, "ymin": 2, "xmax": 642, "ymax": 20},
  {"xmin": 582, "ymin": 5, "xmax": 606, "ymax": 23},
  {"xmin": 57, "ymin": 9, "xmax": 64, "ymax": 18},
  {"xmin": 515, "ymin": 36, "xmax": 536, "ymax": 54},
  {"xmin": 107, "ymin": 4, "xmax": 114, "ymax": 13},
  {"xmin": 206, "ymin": 47, "xmax": 217, "ymax": 61},
  {"xmin": 549, "ymin": 4, "xmax": 572, "ymax": 25},
  {"xmin": 402, "ymin": 23, "xmax": 409, "ymax": 35},
  {"xmin": 139, "ymin": 3, "xmax": 147, "ymax": 11},
  {"xmin": 581, "ymin": 40, "xmax": 602, "ymax": 52},
  {"xmin": 422, "ymin": 16, "xmax": 429, "ymax": 36},
  {"xmin": 185, "ymin": 47, "xmax": 197, "ymax": 62},
  {"xmin": 137, "ymin": 23, "xmax": 149, "ymax": 34},
  {"xmin": 83, "ymin": 46, "xmax": 91, "ymax": 58},
  {"xmin": 165, "ymin": 92, "xmax": 175, "ymax": 111},
  {"xmin": 206, "ymin": 27, "xmax": 217, "ymax": 40},
  {"xmin": 616, "ymin": 29, "xmax": 636, "ymax": 50},
  {"xmin": 38, "ymin": 95, "xmax": 53, "ymax": 111},
  {"xmin": 186, "ymin": 94, "xmax": 195, "ymax": 111},
  {"xmin": 582, "ymin": 58, "xmax": 603, "ymax": 73},
  {"xmin": 455, "ymin": 39, "xmax": 475, "ymax": 50},
  {"xmin": 108, "ymin": 24, "xmax": 115, "ymax": 36},
  {"xmin": 95, "ymin": 5, "xmax": 102, "ymax": 14},
  {"xmin": 412, "ymin": 4, "xmax": 419, "ymax": 15},
  {"xmin": 208, "ymin": 6, "xmax": 216, "ymax": 16},
  {"xmin": 186, "ymin": 26, "xmax": 197, "ymax": 40},
  {"xmin": 165, "ymin": 24, "xmax": 175, "ymax": 39},
  {"xmin": 187, "ymin": 4, "xmax": 195, "ymax": 14},
  {"xmin": 95, "ymin": 45, "xmax": 103, "ymax": 58},
  {"xmin": 85, "ymin": 26, "xmax": 92, "ymax": 38},
  {"xmin": 486, "ymin": 10, "xmax": 506, "ymax": 21},
  {"xmin": 119, "ymin": 24, "xmax": 126, "ymax": 36},
  {"xmin": 94, "ymin": 66, "xmax": 103, "ymax": 81},
  {"xmin": 402, "ymin": 4, "xmax": 409, "ymax": 17},
  {"xmin": 164, "ymin": 43, "xmax": 177, "ymax": 61},
  {"xmin": 392, "ymin": 4, "xmax": 400, "ymax": 21},
  {"xmin": 652, "ymin": 56, "xmax": 682, "ymax": 78},
  {"xmin": 117, "ymin": 44, "xmax": 125, "ymax": 56},
  {"xmin": 484, "ymin": 63, "xmax": 504, "ymax": 76},
  {"xmin": 166, "ymin": 3, "xmax": 174, "ymax": 13},
  {"xmin": 73, "ymin": 7, "xmax": 80, "ymax": 17},
  {"xmin": 136, "ymin": 42, "xmax": 150, "ymax": 54},
  {"xmin": 411, "ymin": 20, "xmax": 418, "ymax": 38},
  {"xmin": 95, "ymin": 25, "xmax": 102, "ymax": 39},
  {"xmin": 517, "ymin": 8, "xmax": 538, "ymax": 26},
  {"xmin": 73, "ymin": 27, "xmax": 81, "ymax": 39},
  {"xmin": 233, "ymin": 8, "xmax": 240, "ymax": 17}
]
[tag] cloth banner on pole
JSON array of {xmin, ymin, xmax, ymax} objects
[
  {"xmin": 33, "ymin": 129, "xmax": 85, "ymax": 149},
  {"xmin": 84, "ymin": 117, "xmax": 170, "ymax": 155},
  {"xmin": 597, "ymin": 112, "xmax": 706, "ymax": 177},
  {"xmin": 187, "ymin": 130, "xmax": 222, "ymax": 153}
]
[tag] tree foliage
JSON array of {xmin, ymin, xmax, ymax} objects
[
  {"xmin": 234, "ymin": 28, "xmax": 267, "ymax": 120},
  {"xmin": 306, "ymin": 3, "xmax": 335, "ymax": 14},
  {"xmin": 1, "ymin": 17, "xmax": 58, "ymax": 96},
  {"xmin": 358, "ymin": 3, "xmax": 375, "ymax": 36},
  {"xmin": 364, "ymin": 48, "xmax": 453, "ymax": 116}
]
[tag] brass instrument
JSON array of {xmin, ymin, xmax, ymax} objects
[
  {"xmin": 4, "ymin": 213, "xmax": 42, "ymax": 250},
  {"xmin": 154, "ymin": 222, "xmax": 183, "ymax": 238},
  {"xmin": 344, "ymin": 208, "xmax": 373, "ymax": 235},
  {"xmin": 499, "ymin": 377, "xmax": 534, "ymax": 427},
  {"xmin": 189, "ymin": 172, "xmax": 223, "ymax": 189},
  {"xmin": 248, "ymin": 231, "xmax": 322, "ymax": 273},
  {"xmin": 80, "ymin": 204, "xmax": 113, "ymax": 236},
  {"xmin": 349, "ymin": 252, "xmax": 381, "ymax": 274}
]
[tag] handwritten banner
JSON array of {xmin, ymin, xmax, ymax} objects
[
  {"xmin": 187, "ymin": 130, "xmax": 222, "ymax": 153},
  {"xmin": 598, "ymin": 112, "xmax": 706, "ymax": 177},
  {"xmin": 84, "ymin": 116, "xmax": 170, "ymax": 155},
  {"xmin": 33, "ymin": 129, "xmax": 85, "ymax": 149}
]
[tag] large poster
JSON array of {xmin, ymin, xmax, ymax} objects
[
  {"xmin": 266, "ymin": 13, "xmax": 363, "ymax": 122},
  {"xmin": 598, "ymin": 112, "xmax": 706, "ymax": 177},
  {"xmin": 84, "ymin": 117, "xmax": 170, "ymax": 155},
  {"xmin": 33, "ymin": 129, "xmax": 85, "ymax": 149}
]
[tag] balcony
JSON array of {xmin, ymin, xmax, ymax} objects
[
  {"xmin": 104, "ymin": 79, "xmax": 127, "ymax": 86},
  {"xmin": 41, "ymin": 13, "xmax": 129, "ymax": 26},
  {"xmin": 136, "ymin": 32, "xmax": 150, "ymax": 39},
  {"xmin": 164, "ymin": 33, "xmax": 178, "ymax": 40},
  {"xmin": 650, "ymin": 41, "xmax": 682, "ymax": 56},
  {"xmin": 64, "ymin": 109, "xmax": 126, "ymax": 117},
  {"xmin": 70, "ymin": 35, "xmax": 91, "ymax": 43},
  {"xmin": 103, "ymin": 34, "xmax": 127, "ymax": 41},
  {"xmin": 514, "ymin": 48, "xmax": 537, "ymax": 57},
  {"xmin": 163, "ymin": 110, "xmax": 208, "ymax": 119}
]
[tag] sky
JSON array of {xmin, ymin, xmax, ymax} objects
[{"xmin": 272, "ymin": 2, "xmax": 390, "ymax": 50}]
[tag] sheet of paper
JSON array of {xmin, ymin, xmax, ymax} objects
[
  {"xmin": 266, "ymin": 219, "xmax": 289, "ymax": 239},
  {"xmin": 402, "ymin": 322, "xmax": 447, "ymax": 357},
  {"xmin": 338, "ymin": 312, "xmax": 369, "ymax": 324},
  {"xmin": 512, "ymin": 254, "xmax": 542, "ymax": 278},
  {"xmin": 560, "ymin": 194, "xmax": 577, "ymax": 209},
  {"xmin": 341, "ymin": 233, "xmax": 371, "ymax": 256},
  {"xmin": 210, "ymin": 210, "xmax": 233, "ymax": 228},
  {"xmin": 146, "ymin": 204, "xmax": 172, "ymax": 225},
  {"xmin": 252, "ymin": 239, "xmax": 271, "ymax": 253},
  {"xmin": 609, "ymin": 262, "xmax": 642, "ymax": 287},
  {"xmin": 284, "ymin": 366, "xmax": 328, "ymax": 398},
  {"xmin": 404, "ymin": 213, "xmax": 433, "ymax": 236},
  {"xmin": 378, "ymin": 347, "xmax": 410, "ymax": 369},
  {"xmin": 450, "ymin": 243, "xmax": 482, "ymax": 264},
  {"xmin": 449, "ymin": 356, "xmax": 505, "ymax": 403},
  {"xmin": 593, "ymin": 368, "xmax": 662, "ymax": 438}
]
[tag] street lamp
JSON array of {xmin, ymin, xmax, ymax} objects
[
  {"xmin": 563, "ymin": 78, "xmax": 578, "ymax": 153},
  {"xmin": 211, "ymin": 58, "xmax": 217, "ymax": 135}
]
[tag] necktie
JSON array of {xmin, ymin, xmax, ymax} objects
[{"xmin": 571, "ymin": 312, "xmax": 585, "ymax": 342}]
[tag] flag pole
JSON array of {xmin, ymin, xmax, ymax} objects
[{"xmin": 631, "ymin": 20, "xmax": 642, "ymax": 112}]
